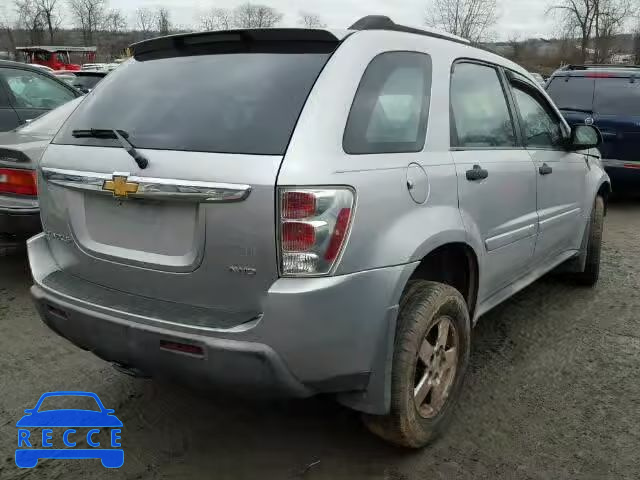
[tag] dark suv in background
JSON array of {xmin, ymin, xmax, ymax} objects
[{"xmin": 546, "ymin": 65, "xmax": 640, "ymax": 190}]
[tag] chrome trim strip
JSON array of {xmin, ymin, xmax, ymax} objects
[
  {"xmin": 539, "ymin": 207, "xmax": 581, "ymax": 231},
  {"xmin": 485, "ymin": 223, "xmax": 537, "ymax": 252},
  {"xmin": 42, "ymin": 167, "xmax": 252, "ymax": 203}
]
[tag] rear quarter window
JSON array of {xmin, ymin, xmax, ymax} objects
[
  {"xmin": 546, "ymin": 76, "xmax": 594, "ymax": 111},
  {"xmin": 594, "ymin": 77, "xmax": 640, "ymax": 115},
  {"xmin": 54, "ymin": 53, "xmax": 331, "ymax": 155},
  {"xmin": 343, "ymin": 52, "xmax": 432, "ymax": 155}
]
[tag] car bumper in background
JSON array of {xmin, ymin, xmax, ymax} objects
[
  {"xmin": 0, "ymin": 207, "xmax": 41, "ymax": 245},
  {"xmin": 602, "ymin": 159, "xmax": 640, "ymax": 191},
  {"xmin": 27, "ymin": 233, "xmax": 415, "ymax": 413}
]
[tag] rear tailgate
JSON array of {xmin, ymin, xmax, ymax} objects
[
  {"xmin": 38, "ymin": 30, "xmax": 339, "ymax": 329},
  {"xmin": 593, "ymin": 77, "xmax": 640, "ymax": 163}
]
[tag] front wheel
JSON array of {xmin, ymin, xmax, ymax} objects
[{"xmin": 362, "ymin": 280, "xmax": 471, "ymax": 448}]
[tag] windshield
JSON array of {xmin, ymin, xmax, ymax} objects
[
  {"xmin": 546, "ymin": 76, "xmax": 595, "ymax": 111},
  {"xmin": 17, "ymin": 97, "xmax": 83, "ymax": 135},
  {"xmin": 55, "ymin": 53, "xmax": 331, "ymax": 155}
]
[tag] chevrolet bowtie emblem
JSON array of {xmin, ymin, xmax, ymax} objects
[{"xmin": 103, "ymin": 175, "xmax": 139, "ymax": 198}]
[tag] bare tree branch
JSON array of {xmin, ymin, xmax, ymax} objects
[
  {"xmin": 156, "ymin": 7, "xmax": 171, "ymax": 35},
  {"xmin": 15, "ymin": 0, "xmax": 45, "ymax": 45},
  {"xmin": 426, "ymin": 0, "xmax": 499, "ymax": 43},
  {"xmin": 233, "ymin": 3, "xmax": 283, "ymax": 28},
  {"xmin": 34, "ymin": 0, "xmax": 60, "ymax": 43},
  {"xmin": 68, "ymin": 0, "xmax": 106, "ymax": 45},
  {"xmin": 199, "ymin": 7, "xmax": 232, "ymax": 31},
  {"xmin": 549, "ymin": 0, "xmax": 636, "ymax": 63},
  {"xmin": 298, "ymin": 12, "xmax": 327, "ymax": 28},
  {"xmin": 135, "ymin": 7, "xmax": 155, "ymax": 39}
]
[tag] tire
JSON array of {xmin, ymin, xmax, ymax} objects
[
  {"xmin": 573, "ymin": 196, "xmax": 604, "ymax": 286},
  {"xmin": 362, "ymin": 280, "xmax": 471, "ymax": 448}
]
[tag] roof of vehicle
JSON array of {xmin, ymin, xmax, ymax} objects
[
  {"xmin": 16, "ymin": 46, "xmax": 97, "ymax": 53},
  {"xmin": 0, "ymin": 59, "xmax": 60, "ymax": 73},
  {"xmin": 128, "ymin": 16, "xmax": 524, "ymax": 76},
  {"xmin": 551, "ymin": 64, "xmax": 640, "ymax": 77}
]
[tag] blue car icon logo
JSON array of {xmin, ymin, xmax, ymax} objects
[{"xmin": 16, "ymin": 391, "xmax": 123, "ymax": 468}]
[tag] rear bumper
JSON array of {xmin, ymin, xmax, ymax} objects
[
  {"xmin": 0, "ymin": 207, "xmax": 40, "ymax": 243},
  {"xmin": 28, "ymin": 233, "xmax": 415, "ymax": 413}
]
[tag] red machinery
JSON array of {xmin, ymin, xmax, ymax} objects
[{"xmin": 16, "ymin": 46, "xmax": 97, "ymax": 71}]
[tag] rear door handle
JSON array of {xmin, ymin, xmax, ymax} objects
[
  {"xmin": 539, "ymin": 163, "xmax": 553, "ymax": 175},
  {"xmin": 466, "ymin": 165, "xmax": 489, "ymax": 181}
]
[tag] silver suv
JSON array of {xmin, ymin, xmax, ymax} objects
[{"xmin": 28, "ymin": 17, "xmax": 610, "ymax": 448}]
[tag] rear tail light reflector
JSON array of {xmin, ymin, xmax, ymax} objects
[
  {"xmin": 278, "ymin": 188, "xmax": 354, "ymax": 276},
  {"xmin": 281, "ymin": 191, "xmax": 316, "ymax": 219},
  {"xmin": 0, "ymin": 168, "xmax": 37, "ymax": 196},
  {"xmin": 282, "ymin": 221, "xmax": 316, "ymax": 252},
  {"xmin": 324, "ymin": 208, "xmax": 352, "ymax": 261}
]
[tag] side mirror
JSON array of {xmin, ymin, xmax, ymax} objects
[{"xmin": 568, "ymin": 125, "xmax": 602, "ymax": 150}]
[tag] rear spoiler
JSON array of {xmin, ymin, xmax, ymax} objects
[{"xmin": 130, "ymin": 29, "xmax": 342, "ymax": 60}]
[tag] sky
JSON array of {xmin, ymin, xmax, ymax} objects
[{"xmin": 107, "ymin": 0, "xmax": 555, "ymax": 41}]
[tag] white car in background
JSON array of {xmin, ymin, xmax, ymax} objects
[{"xmin": 529, "ymin": 72, "xmax": 546, "ymax": 86}]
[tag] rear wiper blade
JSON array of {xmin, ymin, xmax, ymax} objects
[
  {"xmin": 558, "ymin": 107, "xmax": 593, "ymax": 114},
  {"xmin": 71, "ymin": 128, "xmax": 149, "ymax": 169}
]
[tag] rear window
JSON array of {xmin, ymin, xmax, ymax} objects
[
  {"xmin": 594, "ymin": 77, "xmax": 640, "ymax": 115},
  {"xmin": 54, "ymin": 53, "xmax": 331, "ymax": 155},
  {"xmin": 546, "ymin": 76, "xmax": 594, "ymax": 111},
  {"xmin": 17, "ymin": 97, "xmax": 82, "ymax": 135}
]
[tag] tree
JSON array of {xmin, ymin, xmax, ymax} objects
[
  {"xmin": 34, "ymin": 0, "xmax": 61, "ymax": 43},
  {"xmin": 68, "ymin": 0, "xmax": 106, "ymax": 45},
  {"xmin": 233, "ymin": 3, "xmax": 283, "ymax": 28},
  {"xmin": 425, "ymin": 0, "xmax": 499, "ymax": 42},
  {"xmin": 593, "ymin": 0, "xmax": 634, "ymax": 63},
  {"xmin": 15, "ymin": 0, "xmax": 45, "ymax": 45},
  {"xmin": 0, "ymin": 5, "xmax": 17, "ymax": 57},
  {"xmin": 549, "ymin": 0, "xmax": 597, "ymax": 63},
  {"xmin": 298, "ymin": 12, "xmax": 326, "ymax": 28},
  {"xmin": 103, "ymin": 8, "xmax": 126, "ymax": 33},
  {"xmin": 135, "ymin": 7, "xmax": 155, "ymax": 39},
  {"xmin": 550, "ymin": 0, "xmax": 635, "ymax": 63},
  {"xmin": 199, "ymin": 7, "xmax": 232, "ymax": 31},
  {"xmin": 156, "ymin": 7, "xmax": 171, "ymax": 35}
]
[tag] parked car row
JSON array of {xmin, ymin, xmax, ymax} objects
[
  {"xmin": 0, "ymin": 97, "xmax": 82, "ymax": 246},
  {"xmin": 545, "ymin": 64, "xmax": 640, "ymax": 191},
  {"xmin": 11, "ymin": 17, "xmax": 610, "ymax": 450}
]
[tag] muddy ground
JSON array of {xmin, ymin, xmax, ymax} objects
[{"xmin": 1, "ymin": 200, "xmax": 639, "ymax": 479}]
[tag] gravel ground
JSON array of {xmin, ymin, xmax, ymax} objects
[{"xmin": 1, "ymin": 200, "xmax": 639, "ymax": 480}]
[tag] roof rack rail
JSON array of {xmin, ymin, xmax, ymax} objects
[
  {"xmin": 561, "ymin": 64, "xmax": 640, "ymax": 70},
  {"xmin": 349, "ymin": 16, "xmax": 471, "ymax": 45}
]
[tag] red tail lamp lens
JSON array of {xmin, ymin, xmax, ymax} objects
[
  {"xmin": 324, "ymin": 208, "xmax": 352, "ymax": 261},
  {"xmin": 0, "ymin": 168, "xmax": 37, "ymax": 196},
  {"xmin": 282, "ymin": 222, "xmax": 316, "ymax": 252},
  {"xmin": 282, "ymin": 191, "xmax": 316, "ymax": 219}
]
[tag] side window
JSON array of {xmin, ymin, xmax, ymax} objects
[
  {"xmin": 512, "ymin": 85, "xmax": 564, "ymax": 149},
  {"xmin": 450, "ymin": 62, "xmax": 516, "ymax": 148},
  {"xmin": 1, "ymin": 68, "xmax": 75, "ymax": 109},
  {"xmin": 344, "ymin": 52, "xmax": 432, "ymax": 154}
]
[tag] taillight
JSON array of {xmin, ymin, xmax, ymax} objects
[
  {"xmin": 0, "ymin": 168, "xmax": 37, "ymax": 196},
  {"xmin": 279, "ymin": 188, "xmax": 355, "ymax": 276}
]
